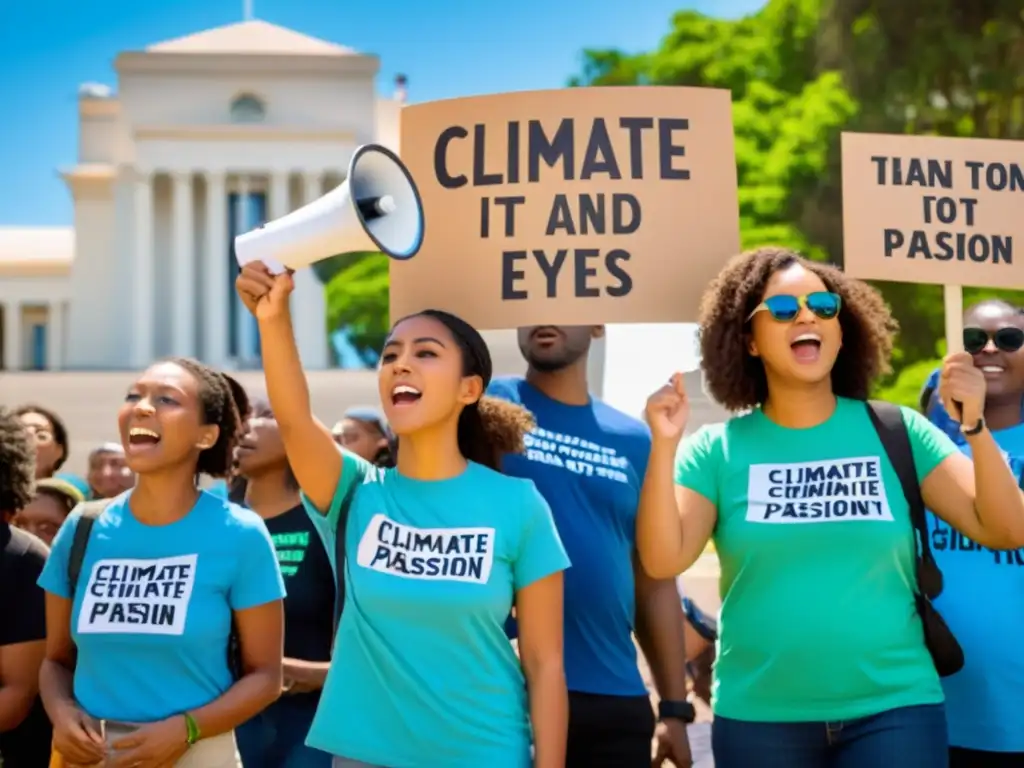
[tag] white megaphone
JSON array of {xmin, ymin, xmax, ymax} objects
[{"xmin": 234, "ymin": 144, "xmax": 424, "ymax": 274}]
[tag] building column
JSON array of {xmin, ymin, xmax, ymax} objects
[
  {"xmin": 202, "ymin": 172, "xmax": 229, "ymax": 365},
  {"xmin": 234, "ymin": 174, "xmax": 258, "ymax": 366},
  {"xmin": 3, "ymin": 302, "xmax": 21, "ymax": 371},
  {"xmin": 302, "ymin": 171, "xmax": 321, "ymax": 210},
  {"xmin": 46, "ymin": 300, "xmax": 64, "ymax": 371},
  {"xmin": 294, "ymin": 171, "xmax": 329, "ymax": 369},
  {"xmin": 131, "ymin": 170, "xmax": 155, "ymax": 368},
  {"xmin": 171, "ymin": 171, "xmax": 196, "ymax": 358}
]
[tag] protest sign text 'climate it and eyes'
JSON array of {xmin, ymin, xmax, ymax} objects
[{"xmin": 392, "ymin": 88, "xmax": 741, "ymax": 329}]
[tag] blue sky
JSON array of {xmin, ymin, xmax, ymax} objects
[{"xmin": 1, "ymin": 0, "xmax": 764, "ymax": 226}]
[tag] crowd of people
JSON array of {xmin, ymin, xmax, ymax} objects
[{"xmin": 1, "ymin": 245, "xmax": 1022, "ymax": 768}]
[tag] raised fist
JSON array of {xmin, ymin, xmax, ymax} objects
[
  {"xmin": 940, "ymin": 351, "xmax": 986, "ymax": 426},
  {"xmin": 235, "ymin": 261, "xmax": 294, "ymax": 321},
  {"xmin": 644, "ymin": 372, "xmax": 691, "ymax": 445}
]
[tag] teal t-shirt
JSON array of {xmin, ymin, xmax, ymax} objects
[
  {"xmin": 304, "ymin": 454, "xmax": 570, "ymax": 768},
  {"xmin": 674, "ymin": 397, "xmax": 957, "ymax": 722},
  {"xmin": 36, "ymin": 491, "xmax": 285, "ymax": 722}
]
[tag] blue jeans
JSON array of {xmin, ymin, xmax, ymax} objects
[
  {"xmin": 237, "ymin": 694, "xmax": 331, "ymax": 768},
  {"xmin": 713, "ymin": 704, "xmax": 949, "ymax": 768}
]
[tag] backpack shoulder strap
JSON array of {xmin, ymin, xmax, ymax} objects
[
  {"xmin": 332, "ymin": 480, "xmax": 359, "ymax": 635},
  {"xmin": 865, "ymin": 400, "xmax": 942, "ymax": 596},
  {"xmin": 67, "ymin": 500, "xmax": 112, "ymax": 596}
]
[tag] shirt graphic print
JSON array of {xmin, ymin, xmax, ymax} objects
[
  {"xmin": 745, "ymin": 456, "xmax": 894, "ymax": 524},
  {"xmin": 78, "ymin": 554, "xmax": 198, "ymax": 635},
  {"xmin": 356, "ymin": 514, "xmax": 496, "ymax": 583}
]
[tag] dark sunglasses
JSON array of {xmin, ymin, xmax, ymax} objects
[
  {"xmin": 747, "ymin": 292, "xmax": 842, "ymax": 323},
  {"xmin": 963, "ymin": 326, "xmax": 1024, "ymax": 354}
]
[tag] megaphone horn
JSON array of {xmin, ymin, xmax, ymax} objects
[{"xmin": 234, "ymin": 144, "xmax": 425, "ymax": 274}]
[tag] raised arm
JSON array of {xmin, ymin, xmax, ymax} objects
[
  {"xmin": 236, "ymin": 263, "xmax": 342, "ymax": 512},
  {"xmin": 637, "ymin": 439, "xmax": 717, "ymax": 579},
  {"xmin": 921, "ymin": 352, "xmax": 1024, "ymax": 549},
  {"xmin": 637, "ymin": 375, "xmax": 718, "ymax": 579}
]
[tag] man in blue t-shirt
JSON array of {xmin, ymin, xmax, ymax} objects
[
  {"xmin": 921, "ymin": 300, "xmax": 1024, "ymax": 764},
  {"xmin": 489, "ymin": 325, "xmax": 692, "ymax": 768}
]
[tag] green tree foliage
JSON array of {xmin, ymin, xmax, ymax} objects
[
  {"xmin": 570, "ymin": 0, "xmax": 1024, "ymax": 401},
  {"xmin": 324, "ymin": 1, "xmax": 1024, "ymax": 376},
  {"xmin": 324, "ymin": 253, "xmax": 390, "ymax": 360},
  {"xmin": 572, "ymin": 2, "xmax": 857, "ymax": 260}
]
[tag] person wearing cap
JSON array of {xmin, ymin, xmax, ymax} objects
[
  {"xmin": 331, "ymin": 407, "xmax": 393, "ymax": 467},
  {"xmin": 13, "ymin": 477, "xmax": 85, "ymax": 546}
]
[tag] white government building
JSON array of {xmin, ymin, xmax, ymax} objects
[{"xmin": 0, "ymin": 19, "xmax": 404, "ymax": 371}]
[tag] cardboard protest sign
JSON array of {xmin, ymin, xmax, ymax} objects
[
  {"xmin": 841, "ymin": 132, "xmax": 1024, "ymax": 288},
  {"xmin": 390, "ymin": 87, "xmax": 740, "ymax": 329}
]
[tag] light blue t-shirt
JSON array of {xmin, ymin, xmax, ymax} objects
[
  {"xmin": 303, "ymin": 454, "xmax": 570, "ymax": 768},
  {"xmin": 488, "ymin": 376, "xmax": 651, "ymax": 696},
  {"xmin": 206, "ymin": 480, "xmax": 230, "ymax": 499},
  {"xmin": 926, "ymin": 422, "xmax": 1024, "ymax": 751},
  {"xmin": 37, "ymin": 491, "xmax": 286, "ymax": 723}
]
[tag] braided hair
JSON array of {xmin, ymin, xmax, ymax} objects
[{"xmin": 165, "ymin": 358, "xmax": 243, "ymax": 479}]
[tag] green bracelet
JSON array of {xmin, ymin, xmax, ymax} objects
[{"xmin": 183, "ymin": 712, "xmax": 201, "ymax": 746}]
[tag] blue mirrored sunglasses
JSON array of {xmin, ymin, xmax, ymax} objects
[{"xmin": 747, "ymin": 292, "xmax": 842, "ymax": 323}]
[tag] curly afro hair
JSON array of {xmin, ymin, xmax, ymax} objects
[
  {"xmin": 698, "ymin": 246, "xmax": 898, "ymax": 411},
  {"xmin": 0, "ymin": 407, "xmax": 36, "ymax": 514},
  {"xmin": 164, "ymin": 357, "xmax": 244, "ymax": 479},
  {"xmin": 392, "ymin": 309, "xmax": 536, "ymax": 471}
]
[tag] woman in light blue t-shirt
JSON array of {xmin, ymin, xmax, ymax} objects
[
  {"xmin": 237, "ymin": 262, "xmax": 570, "ymax": 768},
  {"xmin": 37, "ymin": 357, "xmax": 286, "ymax": 768}
]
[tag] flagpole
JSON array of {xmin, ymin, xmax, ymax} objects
[{"xmin": 243, "ymin": 0, "xmax": 253, "ymax": 20}]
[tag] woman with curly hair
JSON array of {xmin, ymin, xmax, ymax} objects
[
  {"xmin": 636, "ymin": 247, "xmax": 1024, "ymax": 767},
  {"xmin": 0, "ymin": 407, "xmax": 52, "ymax": 767},
  {"xmin": 37, "ymin": 358, "xmax": 286, "ymax": 768},
  {"xmin": 237, "ymin": 262, "xmax": 569, "ymax": 768}
]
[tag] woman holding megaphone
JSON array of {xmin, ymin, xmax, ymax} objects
[
  {"xmin": 236, "ymin": 261, "xmax": 570, "ymax": 768},
  {"xmin": 635, "ymin": 247, "xmax": 1024, "ymax": 768}
]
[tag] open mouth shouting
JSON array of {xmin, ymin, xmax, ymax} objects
[
  {"xmin": 127, "ymin": 426, "xmax": 161, "ymax": 453},
  {"xmin": 391, "ymin": 384, "xmax": 422, "ymax": 407},
  {"xmin": 790, "ymin": 332, "xmax": 822, "ymax": 364}
]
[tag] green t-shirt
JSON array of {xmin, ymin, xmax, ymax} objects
[{"xmin": 675, "ymin": 397, "xmax": 958, "ymax": 722}]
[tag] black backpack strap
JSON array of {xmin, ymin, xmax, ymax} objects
[
  {"xmin": 332, "ymin": 480, "xmax": 359, "ymax": 634},
  {"xmin": 67, "ymin": 500, "xmax": 111, "ymax": 596},
  {"xmin": 865, "ymin": 400, "xmax": 943, "ymax": 597}
]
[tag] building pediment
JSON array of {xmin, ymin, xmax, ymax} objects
[
  {"xmin": 146, "ymin": 20, "xmax": 357, "ymax": 56},
  {"xmin": 115, "ymin": 20, "xmax": 378, "ymax": 76}
]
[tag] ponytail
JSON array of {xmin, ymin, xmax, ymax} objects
[{"xmin": 457, "ymin": 396, "xmax": 535, "ymax": 471}]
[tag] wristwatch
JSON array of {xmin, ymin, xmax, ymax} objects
[
  {"xmin": 658, "ymin": 699, "xmax": 696, "ymax": 724},
  {"xmin": 962, "ymin": 417, "xmax": 986, "ymax": 436}
]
